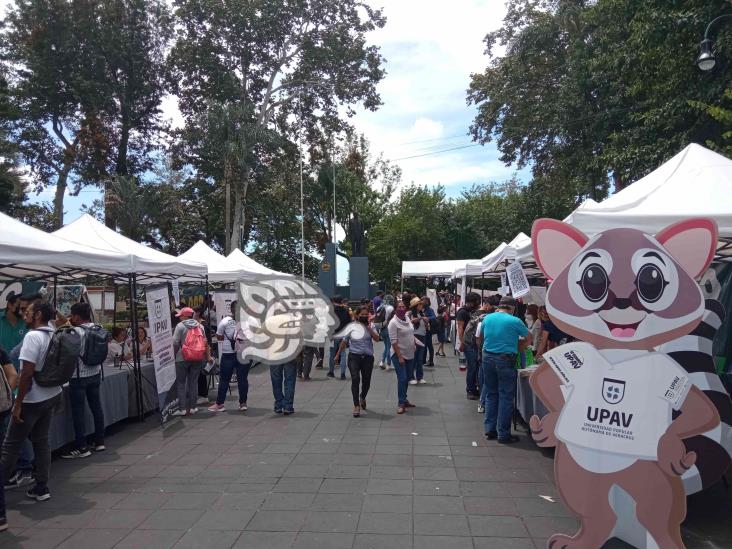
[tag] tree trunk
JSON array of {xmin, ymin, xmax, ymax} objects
[
  {"xmin": 224, "ymin": 159, "xmax": 232, "ymax": 253},
  {"xmin": 228, "ymin": 174, "xmax": 250, "ymax": 253},
  {"xmin": 53, "ymin": 164, "xmax": 73, "ymax": 229}
]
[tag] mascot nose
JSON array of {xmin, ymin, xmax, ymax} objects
[{"xmin": 614, "ymin": 298, "xmax": 631, "ymax": 310}]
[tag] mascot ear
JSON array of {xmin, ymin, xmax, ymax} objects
[
  {"xmin": 656, "ymin": 218, "xmax": 718, "ymax": 279},
  {"xmin": 532, "ymin": 219, "xmax": 588, "ymax": 280}
]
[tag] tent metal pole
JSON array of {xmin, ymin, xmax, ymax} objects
[
  {"xmin": 52, "ymin": 275, "xmax": 57, "ymax": 309},
  {"xmin": 400, "ymin": 274, "xmax": 403, "ymax": 293},
  {"xmin": 129, "ymin": 274, "xmax": 144, "ymax": 422}
]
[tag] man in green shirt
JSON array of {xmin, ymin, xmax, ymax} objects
[{"xmin": 0, "ymin": 292, "xmax": 28, "ymax": 358}]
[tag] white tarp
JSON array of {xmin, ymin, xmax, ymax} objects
[
  {"xmin": 402, "ymin": 259, "xmax": 480, "ymax": 278},
  {"xmin": 0, "ymin": 212, "xmax": 134, "ymax": 279},
  {"xmin": 567, "ymin": 143, "xmax": 732, "ymax": 245},
  {"xmin": 54, "ymin": 214, "xmax": 208, "ymax": 277},
  {"xmin": 483, "ymin": 233, "xmax": 533, "ymax": 272},
  {"xmin": 226, "ymin": 248, "xmax": 291, "ymax": 278},
  {"xmin": 452, "ymin": 242, "xmax": 508, "ymax": 278},
  {"xmin": 179, "ymin": 241, "xmax": 249, "ymax": 283}
]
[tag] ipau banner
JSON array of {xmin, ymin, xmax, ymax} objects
[
  {"xmin": 145, "ymin": 284, "xmax": 179, "ymax": 427},
  {"xmin": 528, "ymin": 218, "xmax": 730, "ymax": 549}
]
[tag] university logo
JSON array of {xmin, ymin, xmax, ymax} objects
[
  {"xmin": 602, "ymin": 378, "xmax": 626, "ymax": 405},
  {"xmin": 563, "ymin": 350, "xmax": 584, "ymax": 369},
  {"xmin": 154, "ymin": 298, "xmax": 163, "ymax": 319},
  {"xmin": 235, "ymin": 276, "xmax": 356, "ymax": 365}
]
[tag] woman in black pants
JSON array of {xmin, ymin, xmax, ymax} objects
[{"xmin": 335, "ymin": 306, "xmax": 380, "ymax": 417}]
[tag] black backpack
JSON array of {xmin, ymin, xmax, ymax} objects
[
  {"xmin": 34, "ymin": 326, "xmax": 82, "ymax": 387},
  {"xmin": 374, "ymin": 305, "xmax": 386, "ymax": 324},
  {"xmin": 79, "ymin": 325, "xmax": 109, "ymax": 368}
]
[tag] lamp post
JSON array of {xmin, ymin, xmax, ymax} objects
[{"xmin": 696, "ymin": 13, "xmax": 732, "ymax": 71}]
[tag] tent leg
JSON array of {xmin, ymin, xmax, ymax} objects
[
  {"xmin": 52, "ymin": 275, "xmax": 57, "ymax": 309},
  {"xmin": 129, "ymin": 274, "xmax": 144, "ymax": 422},
  {"xmin": 112, "ymin": 280, "xmax": 118, "ymax": 328},
  {"xmin": 400, "ymin": 275, "xmax": 403, "ymax": 293}
]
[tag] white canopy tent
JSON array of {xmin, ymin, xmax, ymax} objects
[
  {"xmin": 514, "ymin": 143, "xmax": 732, "ymax": 265},
  {"xmin": 482, "ymin": 233, "xmax": 531, "ymax": 273},
  {"xmin": 402, "ymin": 259, "xmax": 481, "ymax": 278},
  {"xmin": 53, "ymin": 214, "xmax": 208, "ymax": 279},
  {"xmin": 179, "ymin": 241, "xmax": 250, "ymax": 283},
  {"xmin": 226, "ymin": 248, "xmax": 291, "ymax": 278},
  {"xmin": 0, "ymin": 212, "xmax": 134, "ymax": 280}
]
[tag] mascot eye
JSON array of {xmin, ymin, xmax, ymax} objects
[
  {"xmin": 578, "ymin": 264, "xmax": 608, "ymax": 303},
  {"xmin": 636, "ymin": 264, "xmax": 667, "ymax": 303}
]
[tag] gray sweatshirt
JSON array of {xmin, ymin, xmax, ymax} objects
[
  {"xmin": 172, "ymin": 319, "xmax": 204, "ymax": 363},
  {"xmin": 387, "ymin": 316, "xmax": 415, "ymax": 360}
]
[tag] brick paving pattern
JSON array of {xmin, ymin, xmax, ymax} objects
[{"xmin": 0, "ymin": 345, "xmax": 728, "ymax": 548}]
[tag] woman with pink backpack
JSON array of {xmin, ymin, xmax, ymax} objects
[{"xmin": 172, "ymin": 307, "xmax": 212, "ymax": 416}]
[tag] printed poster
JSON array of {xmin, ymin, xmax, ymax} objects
[
  {"xmin": 145, "ymin": 284, "xmax": 179, "ymax": 427},
  {"xmin": 506, "ymin": 261, "xmax": 530, "ymax": 298},
  {"xmin": 214, "ymin": 289, "xmax": 237, "ymax": 326},
  {"xmin": 171, "ymin": 279, "xmax": 180, "ymax": 307}
]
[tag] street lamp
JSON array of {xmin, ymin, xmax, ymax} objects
[{"xmin": 696, "ymin": 14, "xmax": 732, "ymax": 71}]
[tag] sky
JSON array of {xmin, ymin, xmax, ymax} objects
[{"xmin": 7, "ymin": 0, "xmax": 527, "ymax": 279}]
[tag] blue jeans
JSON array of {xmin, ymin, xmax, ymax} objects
[
  {"xmin": 391, "ymin": 354, "xmax": 411, "ymax": 406},
  {"xmin": 464, "ymin": 344, "xmax": 480, "ymax": 396},
  {"xmin": 482, "ymin": 352, "xmax": 518, "ymax": 439},
  {"xmin": 412, "ymin": 335, "xmax": 425, "ymax": 381},
  {"xmin": 329, "ymin": 339, "xmax": 347, "ymax": 376},
  {"xmin": 216, "ymin": 353, "xmax": 251, "ymax": 405},
  {"xmin": 380, "ymin": 328, "xmax": 391, "ymax": 364},
  {"xmin": 270, "ymin": 362, "xmax": 297, "ymax": 412},
  {"xmin": 69, "ymin": 373, "xmax": 105, "ymax": 449}
]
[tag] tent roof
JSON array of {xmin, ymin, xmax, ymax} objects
[
  {"xmin": 53, "ymin": 215, "xmax": 207, "ymax": 278},
  {"xmin": 566, "ymin": 144, "xmax": 732, "ymax": 257},
  {"xmin": 179, "ymin": 241, "xmax": 250, "ymax": 283},
  {"xmin": 226, "ymin": 248, "xmax": 291, "ymax": 278},
  {"xmin": 483, "ymin": 233, "xmax": 532, "ymax": 272},
  {"xmin": 0, "ymin": 212, "xmax": 134, "ymax": 280},
  {"xmin": 402, "ymin": 259, "xmax": 480, "ymax": 278}
]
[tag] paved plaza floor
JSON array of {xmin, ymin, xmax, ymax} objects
[{"xmin": 0, "ymin": 345, "xmax": 730, "ymax": 548}]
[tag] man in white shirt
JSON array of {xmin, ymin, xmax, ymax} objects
[
  {"xmin": 1, "ymin": 301, "xmax": 62, "ymax": 503},
  {"xmin": 209, "ymin": 301, "xmax": 250, "ymax": 412},
  {"xmin": 62, "ymin": 302, "xmax": 106, "ymax": 459}
]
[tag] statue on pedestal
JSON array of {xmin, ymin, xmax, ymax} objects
[{"xmin": 349, "ymin": 213, "xmax": 367, "ymax": 256}]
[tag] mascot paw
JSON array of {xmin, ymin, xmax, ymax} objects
[
  {"xmin": 657, "ymin": 432, "xmax": 697, "ymax": 477},
  {"xmin": 530, "ymin": 413, "xmax": 558, "ymax": 447},
  {"xmin": 547, "ymin": 533, "xmax": 576, "ymax": 549}
]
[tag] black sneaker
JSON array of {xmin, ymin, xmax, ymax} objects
[
  {"xmin": 485, "ymin": 430, "xmax": 498, "ymax": 440},
  {"xmin": 61, "ymin": 448, "xmax": 92, "ymax": 459},
  {"xmin": 26, "ymin": 484, "xmax": 50, "ymax": 502},
  {"xmin": 0, "ymin": 516, "xmax": 7, "ymax": 531},
  {"xmin": 497, "ymin": 435, "xmax": 520, "ymax": 444},
  {"xmin": 340, "ymin": 374, "xmax": 346, "ymax": 380},
  {"xmin": 5, "ymin": 470, "xmax": 33, "ymax": 490},
  {"xmin": 283, "ymin": 409, "xmax": 295, "ymax": 416},
  {"xmin": 274, "ymin": 408, "xmax": 283, "ymax": 414},
  {"xmin": 326, "ymin": 372, "xmax": 335, "ymax": 378}
]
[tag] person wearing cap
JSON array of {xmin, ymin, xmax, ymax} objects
[
  {"xmin": 476, "ymin": 296, "xmax": 531, "ymax": 444},
  {"xmin": 172, "ymin": 307, "xmax": 212, "ymax": 416},
  {"xmin": 406, "ymin": 296, "xmax": 428, "ymax": 385}
]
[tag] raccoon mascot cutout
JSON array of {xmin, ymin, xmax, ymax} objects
[{"xmin": 529, "ymin": 218, "xmax": 731, "ymax": 549}]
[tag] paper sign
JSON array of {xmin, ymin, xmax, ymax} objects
[
  {"xmin": 145, "ymin": 284, "xmax": 179, "ymax": 426},
  {"xmin": 171, "ymin": 279, "xmax": 180, "ymax": 307},
  {"xmin": 499, "ymin": 272, "xmax": 510, "ymax": 296},
  {"xmin": 214, "ymin": 290, "xmax": 237, "ymax": 326},
  {"xmin": 506, "ymin": 261, "xmax": 530, "ymax": 298}
]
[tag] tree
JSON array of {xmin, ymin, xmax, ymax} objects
[
  {"xmin": 169, "ymin": 0, "xmax": 386, "ymax": 251},
  {"xmin": 467, "ymin": 0, "xmax": 732, "ymax": 197}
]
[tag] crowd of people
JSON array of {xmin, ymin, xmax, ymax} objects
[{"xmin": 0, "ymin": 285, "xmax": 566, "ymax": 531}]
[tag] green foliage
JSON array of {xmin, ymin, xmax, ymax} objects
[{"xmin": 468, "ymin": 0, "xmax": 732, "ymax": 194}]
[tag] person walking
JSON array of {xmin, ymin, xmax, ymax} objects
[
  {"xmin": 335, "ymin": 306, "xmax": 380, "ymax": 417},
  {"xmin": 387, "ymin": 301, "xmax": 417, "ymax": 415},
  {"xmin": 374, "ymin": 295, "xmax": 394, "ymax": 370},
  {"xmin": 477, "ymin": 296, "xmax": 531, "ymax": 444},
  {"xmin": 172, "ymin": 307, "xmax": 212, "ymax": 416},
  {"xmin": 421, "ymin": 296, "xmax": 437, "ymax": 367},
  {"xmin": 62, "ymin": 302, "xmax": 107, "ymax": 458},
  {"xmin": 2, "ymin": 301, "xmax": 64, "ymax": 503},
  {"xmin": 406, "ymin": 297, "xmax": 428, "ymax": 385},
  {"xmin": 328, "ymin": 296, "xmax": 351, "ymax": 379},
  {"xmin": 456, "ymin": 292, "xmax": 482, "ymax": 400},
  {"xmin": 209, "ymin": 301, "xmax": 249, "ymax": 412},
  {"xmin": 300, "ymin": 346, "xmax": 317, "ymax": 381},
  {"xmin": 270, "ymin": 360, "xmax": 297, "ymax": 415}
]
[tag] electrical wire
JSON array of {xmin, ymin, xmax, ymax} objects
[{"xmin": 390, "ymin": 143, "xmax": 481, "ymax": 161}]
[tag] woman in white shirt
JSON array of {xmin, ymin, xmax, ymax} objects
[{"xmin": 387, "ymin": 301, "xmax": 416, "ymax": 415}]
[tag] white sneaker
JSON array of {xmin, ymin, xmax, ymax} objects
[
  {"xmin": 408, "ymin": 380, "xmax": 417, "ymax": 385},
  {"xmin": 189, "ymin": 407, "xmax": 198, "ymax": 415},
  {"xmin": 418, "ymin": 379, "xmax": 427, "ymax": 385},
  {"xmin": 477, "ymin": 404, "xmax": 485, "ymax": 413},
  {"xmin": 173, "ymin": 409, "xmax": 187, "ymax": 416}
]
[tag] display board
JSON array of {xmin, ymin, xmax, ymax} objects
[{"xmin": 145, "ymin": 284, "xmax": 179, "ymax": 427}]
